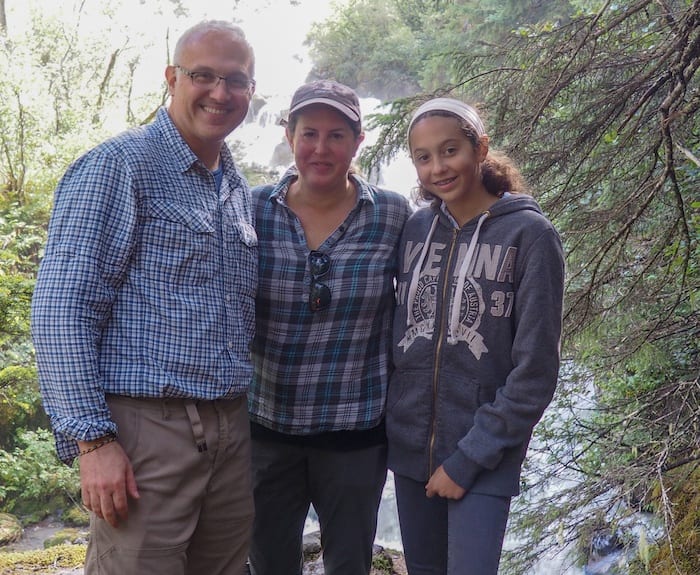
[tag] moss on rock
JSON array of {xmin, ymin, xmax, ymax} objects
[
  {"xmin": 43, "ymin": 528, "xmax": 88, "ymax": 549},
  {"xmin": 0, "ymin": 543, "xmax": 86, "ymax": 574},
  {"xmin": 0, "ymin": 513, "xmax": 22, "ymax": 546},
  {"xmin": 648, "ymin": 465, "xmax": 700, "ymax": 574},
  {"xmin": 61, "ymin": 506, "xmax": 89, "ymax": 528},
  {"xmin": 371, "ymin": 547, "xmax": 406, "ymax": 574}
]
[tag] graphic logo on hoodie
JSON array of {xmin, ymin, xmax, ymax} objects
[
  {"xmin": 399, "ymin": 271, "xmax": 488, "ymax": 360},
  {"xmin": 398, "ymin": 211, "xmax": 521, "ymax": 360},
  {"xmin": 445, "ymin": 277, "xmax": 488, "ymax": 358}
]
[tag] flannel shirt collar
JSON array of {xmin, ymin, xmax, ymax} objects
[{"xmin": 267, "ymin": 165, "xmax": 377, "ymax": 207}]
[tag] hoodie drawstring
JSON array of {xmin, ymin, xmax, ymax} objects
[
  {"xmin": 406, "ymin": 214, "xmax": 440, "ymax": 327},
  {"xmin": 447, "ymin": 211, "xmax": 490, "ymax": 345}
]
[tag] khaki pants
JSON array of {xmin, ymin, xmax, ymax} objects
[{"xmin": 85, "ymin": 395, "xmax": 254, "ymax": 575}]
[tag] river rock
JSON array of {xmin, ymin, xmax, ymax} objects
[
  {"xmin": 240, "ymin": 531, "xmax": 406, "ymax": 574},
  {"xmin": 0, "ymin": 513, "xmax": 22, "ymax": 546},
  {"xmin": 43, "ymin": 527, "xmax": 89, "ymax": 549}
]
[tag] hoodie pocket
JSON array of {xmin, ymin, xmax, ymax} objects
[
  {"xmin": 386, "ymin": 369, "xmax": 434, "ymax": 455},
  {"xmin": 433, "ymin": 370, "xmax": 480, "ymax": 458}
]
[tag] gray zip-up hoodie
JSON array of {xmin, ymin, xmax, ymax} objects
[{"xmin": 387, "ymin": 193, "xmax": 565, "ymax": 496}]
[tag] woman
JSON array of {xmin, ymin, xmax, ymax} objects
[
  {"xmin": 248, "ymin": 80, "xmax": 412, "ymax": 575},
  {"xmin": 387, "ymin": 97, "xmax": 565, "ymax": 574}
]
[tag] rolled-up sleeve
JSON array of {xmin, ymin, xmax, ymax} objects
[{"xmin": 31, "ymin": 150, "xmax": 136, "ymax": 464}]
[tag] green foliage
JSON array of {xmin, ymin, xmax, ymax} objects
[
  {"xmin": 648, "ymin": 467, "xmax": 700, "ymax": 574},
  {"xmin": 0, "ymin": 1, "xmax": 171, "ymax": 218},
  {"xmin": 240, "ymin": 163, "xmax": 283, "ymax": 187},
  {"xmin": 0, "ymin": 365, "xmax": 47, "ymax": 450},
  {"xmin": 0, "ymin": 277, "xmax": 32, "ymax": 341},
  {"xmin": 306, "ymin": 0, "xmax": 423, "ymax": 99},
  {"xmin": 0, "ymin": 198, "xmax": 49, "ymax": 278},
  {"xmin": 393, "ymin": 0, "xmax": 443, "ymax": 31},
  {"xmin": 306, "ymin": 0, "xmax": 581, "ymax": 100},
  {"xmin": 0, "ymin": 428, "xmax": 79, "ymax": 518},
  {"xmin": 0, "ymin": 275, "xmax": 36, "ymax": 368}
]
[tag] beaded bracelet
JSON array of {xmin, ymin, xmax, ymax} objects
[{"xmin": 78, "ymin": 435, "xmax": 117, "ymax": 456}]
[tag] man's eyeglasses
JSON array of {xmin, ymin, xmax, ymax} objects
[
  {"xmin": 175, "ymin": 65, "xmax": 256, "ymax": 94},
  {"xmin": 309, "ymin": 251, "xmax": 331, "ymax": 312}
]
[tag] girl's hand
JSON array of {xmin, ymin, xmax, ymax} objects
[{"xmin": 425, "ymin": 465, "xmax": 466, "ymax": 500}]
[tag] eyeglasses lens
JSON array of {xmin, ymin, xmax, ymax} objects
[{"xmin": 177, "ymin": 66, "xmax": 254, "ymax": 94}]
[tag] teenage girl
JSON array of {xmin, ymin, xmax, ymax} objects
[{"xmin": 387, "ymin": 97, "xmax": 565, "ymax": 574}]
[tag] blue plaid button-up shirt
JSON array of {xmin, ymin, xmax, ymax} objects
[
  {"xmin": 31, "ymin": 107, "xmax": 257, "ymax": 464},
  {"xmin": 249, "ymin": 168, "xmax": 412, "ymax": 434}
]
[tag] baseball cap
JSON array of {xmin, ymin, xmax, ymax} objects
[{"xmin": 288, "ymin": 80, "xmax": 361, "ymax": 125}]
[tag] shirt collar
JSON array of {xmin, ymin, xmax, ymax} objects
[
  {"xmin": 268, "ymin": 166, "xmax": 376, "ymax": 206},
  {"xmin": 155, "ymin": 107, "xmax": 236, "ymax": 177}
]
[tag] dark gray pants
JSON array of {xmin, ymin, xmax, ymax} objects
[
  {"xmin": 249, "ymin": 438, "xmax": 387, "ymax": 575},
  {"xmin": 394, "ymin": 473, "xmax": 511, "ymax": 575}
]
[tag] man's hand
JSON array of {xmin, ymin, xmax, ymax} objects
[
  {"xmin": 425, "ymin": 465, "xmax": 466, "ymax": 500},
  {"xmin": 78, "ymin": 438, "xmax": 140, "ymax": 527}
]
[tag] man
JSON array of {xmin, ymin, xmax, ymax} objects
[{"xmin": 31, "ymin": 20, "xmax": 257, "ymax": 575}]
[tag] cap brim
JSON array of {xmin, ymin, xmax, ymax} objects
[{"xmin": 289, "ymin": 97, "xmax": 360, "ymax": 122}]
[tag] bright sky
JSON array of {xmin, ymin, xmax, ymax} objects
[
  {"xmin": 8, "ymin": 0, "xmax": 414, "ymax": 191},
  {"xmin": 156, "ymin": 0, "xmax": 344, "ymax": 100},
  {"xmin": 9, "ymin": 0, "xmax": 342, "ymax": 98},
  {"xmin": 230, "ymin": 0, "xmax": 343, "ymax": 98}
]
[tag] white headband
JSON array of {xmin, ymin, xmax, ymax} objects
[{"xmin": 407, "ymin": 97, "xmax": 486, "ymax": 138}]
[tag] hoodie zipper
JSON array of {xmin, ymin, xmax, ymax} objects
[{"xmin": 428, "ymin": 226, "xmax": 459, "ymax": 475}]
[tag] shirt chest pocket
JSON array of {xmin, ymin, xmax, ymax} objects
[{"xmin": 138, "ymin": 200, "xmax": 217, "ymax": 286}]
